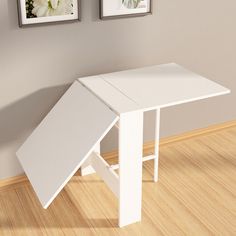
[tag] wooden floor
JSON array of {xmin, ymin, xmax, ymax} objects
[{"xmin": 0, "ymin": 126, "xmax": 236, "ymax": 235}]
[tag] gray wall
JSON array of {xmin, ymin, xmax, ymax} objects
[{"xmin": 0, "ymin": 0, "xmax": 235, "ymax": 179}]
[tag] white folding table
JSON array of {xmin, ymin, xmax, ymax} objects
[{"xmin": 17, "ymin": 63, "xmax": 230, "ymax": 227}]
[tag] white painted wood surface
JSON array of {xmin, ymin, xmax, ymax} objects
[
  {"xmin": 80, "ymin": 63, "xmax": 230, "ymax": 113},
  {"xmin": 90, "ymin": 152, "xmax": 119, "ymax": 198},
  {"xmin": 118, "ymin": 111, "xmax": 143, "ymax": 227},
  {"xmin": 78, "ymin": 63, "xmax": 230, "ymax": 227},
  {"xmin": 154, "ymin": 109, "xmax": 160, "ymax": 182},
  {"xmin": 17, "ymin": 81, "xmax": 118, "ymax": 209},
  {"xmin": 101, "ymin": 63, "xmax": 230, "ymax": 111},
  {"xmin": 78, "ymin": 76, "xmax": 140, "ymax": 114},
  {"xmin": 80, "ymin": 143, "xmax": 100, "ymax": 176}
]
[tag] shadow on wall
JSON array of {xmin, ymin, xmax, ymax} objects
[{"xmin": 0, "ymin": 83, "xmax": 71, "ymax": 148}]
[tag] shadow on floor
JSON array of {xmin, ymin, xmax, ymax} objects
[{"xmin": 0, "ymin": 183, "xmax": 118, "ymax": 229}]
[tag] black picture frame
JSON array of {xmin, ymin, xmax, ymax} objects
[{"xmin": 17, "ymin": 0, "xmax": 81, "ymax": 27}]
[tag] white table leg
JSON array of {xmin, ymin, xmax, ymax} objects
[
  {"xmin": 80, "ymin": 143, "xmax": 100, "ymax": 176},
  {"xmin": 118, "ymin": 111, "xmax": 143, "ymax": 227},
  {"xmin": 154, "ymin": 108, "xmax": 161, "ymax": 182}
]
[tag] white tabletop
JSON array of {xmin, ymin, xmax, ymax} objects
[
  {"xmin": 17, "ymin": 82, "xmax": 118, "ymax": 208},
  {"xmin": 79, "ymin": 63, "xmax": 230, "ymax": 114}
]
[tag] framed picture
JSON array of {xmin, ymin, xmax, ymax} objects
[
  {"xmin": 100, "ymin": 0, "xmax": 152, "ymax": 19},
  {"xmin": 17, "ymin": 0, "xmax": 80, "ymax": 26}
]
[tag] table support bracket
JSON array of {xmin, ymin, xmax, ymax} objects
[{"xmin": 90, "ymin": 152, "xmax": 119, "ymax": 198}]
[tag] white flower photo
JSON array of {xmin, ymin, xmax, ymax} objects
[
  {"xmin": 18, "ymin": 0, "xmax": 80, "ymax": 26},
  {"xmin": 122, "ymin": 0, "xmax": 141, "ymax": 9},
  {"xmin": 101, "ymin": 0, "xmax": 151, "ymax": 19}
]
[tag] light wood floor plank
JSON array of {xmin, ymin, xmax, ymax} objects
[{"xmin": 0, "ymin": 126, "xmax": 236, "ymax": 235}]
